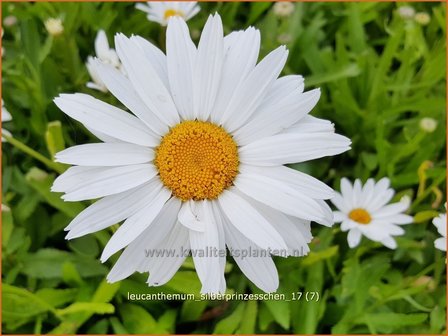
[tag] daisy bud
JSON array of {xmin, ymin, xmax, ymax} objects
[
  {"xmin": 3, "ymin": 15, "xmax": 17, "ymax": 27},
  {"xmin": 277, "ymin": 33, "xmax": 292, "ymax": 44},
  {"xmin": 397, "ymin": 6, "xmax": 415, "ymax": 19},
  {"xmin": 419, "ymin": 117, "xmax": 438, "ymax": 133},
  {"xmin": 414, "ymin": 12, "xmax": 431, "ymax": 25},
  {"xmin": 44, "ymin": 18, "xmax": 64, "ymax": 37},
  {"xmin": 273, "ymin": 2, "xmax": 295, "ymax": 18}
]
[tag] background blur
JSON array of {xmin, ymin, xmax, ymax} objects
[{"xmin": 2, "ymin": 1, "xmax": 446, "ymax": 334}]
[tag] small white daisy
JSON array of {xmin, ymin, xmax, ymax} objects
[
  {"xmin": 433, "ymin": 211, "xmax": 446, "ymax": 251},
  {"xmin": 136, "ymin": 1, "xmax": 200, "ymax": 26},
  {"xmin": 52, "ymin": 14, "xmax": 351, "ymax": 293},
  {"xmin": 332, "ymin": 178, "xmax": 413, "ymax": 249},
  {"xmin": 86, "ymin": 30, "xmax": 121, "ymax": 92},
  {"xmin": 2, "ymin": 99, "xmax": 12, "ymax": 141}
]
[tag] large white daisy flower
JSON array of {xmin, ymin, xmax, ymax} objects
[
  {"xmin": 52, "ymin": 14, "xmax": 351, "ymax": 294},
  {"xmin": 433, "ymin": 212, "xmax": 446, "ymax": 251},
  {"xmin": 86, "ymin": 30, "xmax": 121, "ymax": 92},
  {"xmin": 332, "ymin": 178, "xmax": 413, "ymax": 249},
  {"xmin": 136, "ymin": 1, "xmax": 200, "ymax": 26},
  {"xmin": 2, "ymin": 99, "xmax": 12, "ymax": 141}
]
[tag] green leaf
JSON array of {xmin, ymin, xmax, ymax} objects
[
  {"xmin": 57, "ymin": 302, "xmax": 115, "ymax": 316},
  {"xmin": 263, "ymin": 299, "xmax": 290, "ymax": 329},
  {"xmin": 165, "ymin": 271, "xmax": 201, "ymax": 295},
  {"xmin": 414, "ymin": 210, "xmax": 439, "ymax": 223},
  {"xmin": 120, "ymin": 303, "xmax": 157, "ymax": 334},
  {"xmin": 2, "ymin": 208, "xmax": 14, "ymax": 247},
  {"xmin": 214, "ymin": 303, "xmax": 245, "ymax": 334},
  {"xmin": 237, "ymin": 300, "xmax": 257, "ymax": 334},
  {"xmin": 180, "ymin": 300, "xmax": 208, "ymax": 322},
  {"xmin": 45, "ymin": 120, "xmax": 65, "ymax": 158},
  {"xmin": 109, "ymin": 317, "xmax": 129, "ymax": 334},
  {"xmin": 302, "ymin": 246, "xmax": 339, "ymax": 266},
  {"xmin": 22, "ymin": 248, "xmax": 108, "ymax": 279},
  {"xmin": 358, "ymin": 313, "xmax": 427, "ymax": 328},
  {"xmin": 35, "ymin": 288, "xmax": 78, "ymax": 308},
  {"xmin": 3, "ymin": 284, "xmax": 55, "ymax": 326}
]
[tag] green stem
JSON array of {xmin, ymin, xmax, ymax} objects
[{"xmin": 3, "ymin": 134, "xmax": 65, "ymax": 174}]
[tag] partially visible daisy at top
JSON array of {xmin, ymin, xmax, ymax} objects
[
  {"xmin": 52, "ymin": 13, "xmax": 351, "ymax": 294},
  {"xmin": 2, "ymin": 99, "xmax": 12, "ymax": 141},
  {"xmin": 86, "ymin": 30, "xmax": 121, "ymax": 92},
  {"xmin": 136, "ymin": 1, "xmax": 200, "ymax": 26},
  {"xmin": 332, "ymin": 178, "xmax": 413, "ymax": 249},
  {"xmin": 433, "ymin": 206, "xmax": 446, "ymax": 251},
  {"xmin": 44, "ymin": 18, "xmax": 64, "ymax": 37},
  {"xmin": 273, "ymin": 2, "xmax": 295, "ymax": 18}
]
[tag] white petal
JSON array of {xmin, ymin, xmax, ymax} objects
[
  {"xmin": 101, "ymin": 186, "xmax": 171, "ymax": 261},
  {"xmin": 212, "ymin": 27, "xmax": 260, "ymax": 124},
  {"xmin": 234, "ymin": 172, "xmax": 331, "ymax": 225},
  {"xmin": 239, "ymin": 132, "xmax": 351, "ymax": 166},
  {"xmin": 380, "ymin": 236, "xmax": 397, "ymax": 249},
  {"xmin": 340, "ymin": 178, "xmax": 354, "ymax": 207},
  {"xmin": 86, "ymin": 127, "xmax": 121, "ymax": 143},
  {"xmin": 131, "ymin": 35, "xmax": 169, "ymax": 88},
  {"xmin": 65, "ymin": 181, "xmax": 159, "ymax": 239},
  {"xmin": 223, "ymin": 217, "xmax": 279, "ymax": 293},
  {"xmin": 178, "ymin": 200, "xmax": 205, "ymax": 232},
  {"xmin": 288, "ymin": 216, "xmax": 313, "ymax": 243},
  {"xmin": 435, "ymin": 237, "xmax": 446, "ymax": 251},
  {"xmin": 95, "ymin": 30, "xmax": 110, "ymax": 59},
  {"xmin": 115, "ymin": 34, "xmax": 180, "ymax": 127},
  {"xmin": 147, "ymin": 222, "xmax": 190, "ymax": 286},
  {"xmin": 262, "ymin": 75, "xmax": 304, "ymax": 105},
  {"xmin": 59, "ymin": 164, "xmax": 158, "ymax": 202},
  {"xmin": 166, "ymin": 17, "xmax": 197, "ymax": 120},
  {"xmin": 234, "ymin": 89, "xmax": 321, "ymax": 145},
  {"xmin": 347, "ymin": 229, "xmax": 362, "ymax": 248},
  {"xmin": 283, "ymin": 115, "xmax": 334, "ymax": 134},
  {"xmin": 221, "ymin": 46, "xmax": 289, "ymax": 132},
  {"xmin": 93, "ymin": 60, "xmax": 168, "ymax": 136},
  {"xmin": 240, "ymin": 165, "xmax": 334, "ymax": 199},
  {"xmin": 358, "ymin": 223, "xmax": 389, "ymax": 242},
  {"xmin": 193, "ymin": 14, "xmax": 224, "ymax": 121},
  {"xmin": 107, "ymin": 197, "xmax": 180, "ymax": 282},
  {"xmin": 218, "ymin": 189, "xmax": 287, "ymax": 251},
  {"xmin": 386, "ymin": 214, "xmax": 413, "ymax": 225},
  {"xmin": 358, "ymin": 178, "xmax": 375, "ymax": 207},
  {"xmin": 333, "ymin": 211, "xmax": 346, "ymax": 223},
  {"xmin": 352, "ymin": 179, "xmax": 362, "ymax": 205},
  {"xmin": 374, "ymin": 198, "xmax": 410, "ymax": 218},
  {"xmin": 189, "ymin": 201, "xmax": 223, "ymax": 293},
  {"xmin": 211, "ymin": 201, "xmax": 227, "ymax": 293},
  {"xmin": 249, "ymin": 199, "xmax": 310, "ymax": 256},
  {"xmin": 341, "ymin": 219, "xmax": 357, "ymax": 231},
  {"xmin": 52, "ymin": 166, "xmax": 104, "ymax": 192},
  {"xmin": 331, "ymin": 193, "xmax": 350, "ymax": 213},
  {"xmin": 433, "ymin": 214, "xmax": 447, "ymax": 236},
  {"xmin": 54, "ymin": 93, "xmax": 157, "ymax": 147},
  {"xmin": 55, "ymin": 143, "xmax": 154, "ymax": 166}
]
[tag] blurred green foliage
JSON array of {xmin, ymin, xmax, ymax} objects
[{"xmin": 2, "ymin": 1, "xmax": 446, "ymax": 334}]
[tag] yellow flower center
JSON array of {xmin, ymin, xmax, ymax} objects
[
  {"xmin": 155, "ymin": 121, "xmax": 239, "ymax": 201},
  {"xmin": 349, "ymin": 208, "xmax": 372, "ymax": 225},
  {"xmin": 164, "ymin": 9, "xmax": 185, "ymax": 20}
]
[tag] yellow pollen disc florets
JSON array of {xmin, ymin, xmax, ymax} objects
[
  {"xmin": 349, "ymin": 208, "xmax": 372, "ymax": 225},
  {"xmin": 164, "ymin": 9, "xmax": 184, "ymax": 20},
  {"xmin": 155, "ymin": 121, "xmax": 239, "ymax": 201}
]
